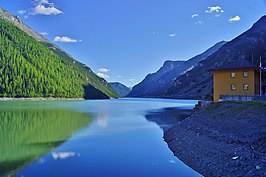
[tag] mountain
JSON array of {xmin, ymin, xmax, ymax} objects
[
  {"xmin": 127, "ymin": 41, "xmax": 226, "ymax": 97},
  {"xmin": 165, "ymin": 15, "xmax": 266, "ymax": 99},
  {"xmin": 0, "ymin": 7, "xmax": 119, "ymax": 99},
  {"xmin": 0, "ymin": 7, "xmax": 48, "ymax": 42},
  {"xmin": 109, "ymin": 82, "xmax": 131, "ymax": 97}
]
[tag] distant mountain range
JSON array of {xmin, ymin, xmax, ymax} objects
[
  {"xmin": 0, "ymin": 7, "xmax": 119, "ymax": 99},
  {"xmin": 165, "ymin": 15, "xmax": 266, "ymax": 99},
  {"xmin": 128, "ymin": 15, "xmax": 266, "ymax": 99},
  {"xmin": 109, "ymin": 82, "xmax": 131, "ymax": 97},
  {"xmin": 128, "ymin": 41, "xmax": 226, "ymax": 97}
]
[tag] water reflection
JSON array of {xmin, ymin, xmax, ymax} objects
[
  {"xmin": 0, "ymin": 107, "xmax": 92, "ymax": 176},
  {"xmin": 0, "ymin": 99, "xmax": 202, "ymax": 177},
  {"xmin": 51, "ymin": 152, "xmax": 78, "ymax": 160},
  {"xmin": 145, "ymin": 107, "xmax": 192, "ymax": 131}
]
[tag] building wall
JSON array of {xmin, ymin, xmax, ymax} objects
[
  {"xmin": 255, "ymin": 71, "xmax": 260, "ymax": 95},
  {"xmin": 213, "ymin": 69, "xmax": 255, "ymax": 102}
]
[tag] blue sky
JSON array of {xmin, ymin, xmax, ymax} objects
[{"xmin": 0, "ymin": 0, "xmax": 266, "ymax": 87}]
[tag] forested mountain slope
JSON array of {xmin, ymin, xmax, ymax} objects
[{"xmin": 0, "ymin": 9, "xmax": 118, "ymax": 98}]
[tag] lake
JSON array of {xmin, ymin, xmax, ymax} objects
[{"xmin": 0, "ymin": 98, "xmax": 202, "ymax": 177}]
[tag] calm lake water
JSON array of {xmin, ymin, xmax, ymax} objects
[{"xmin": 0, "ymin": 98, "xmax": 202, "ymax": 177}]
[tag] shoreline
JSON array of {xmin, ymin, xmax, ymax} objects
[
  {"xmin": 164, "ymin": 101, "xmax": 266, "ymax": 177},
  {"xmin": 0, "ymin": 97, "xmax": 85, "ymax": 101}
]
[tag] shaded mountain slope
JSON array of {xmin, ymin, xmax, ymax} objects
[
  {"xmin": 109, "ymin": 82, "xmax": 131, "ymax": 97},
  {"xmin": 128, "ymin": 41, "xmax": 226, "ymax": 97},
  {"xmin": 165, "ymin": 15, "xmax": 266, "ymax": 99}
]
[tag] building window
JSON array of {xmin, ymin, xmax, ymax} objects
[
  {"xmin": 243, "ymin": 84, "xmax": 249, "ymax": 90},
  {"xmin": 230, "ymin": 72, "xmax": 236, "ymax": 78},
  {"xmin": 243, "ymin": 71, "xmax": 248, "ymax": 78},
  {"xmin": 231, "ymin": 84, "xmax": 236, "ymax": 91}
]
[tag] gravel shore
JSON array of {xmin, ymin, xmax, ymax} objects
[{"xmin": 164, "ymin": 102, "xmax": 266, "ymax": 177}]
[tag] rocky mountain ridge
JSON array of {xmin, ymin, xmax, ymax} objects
[
  {"xmin": 128, "ymin": 41, "xmax": 226, "ymax": 97},
  {"xmin": 165, "ymin": 15, "xmax": 266, "ymax": 99},
  {"xmin": 0, "ymin": 7, "xmax": 48, "ymax": 42}
]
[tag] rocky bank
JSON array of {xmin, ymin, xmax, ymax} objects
[{"xmin": 164, "ymin": 102, "xmax": 266, "ymax": 177}]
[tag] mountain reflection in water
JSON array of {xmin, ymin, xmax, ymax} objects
[
  {"xmin": 0, "ymin": 106, "xmax": 92, "ymax": 176},
  {"xmin": 145, "ymin": 107, "xmax": 192, "ymax": 131}
]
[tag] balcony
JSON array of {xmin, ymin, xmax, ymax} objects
[{"xmin": 220, "ymin": 95, "xmax": 266, "ymax": 102}]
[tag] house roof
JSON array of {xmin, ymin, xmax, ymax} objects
[{"xmin": 209, "ymin": 60, "xmax": 259, "ymax": 71}]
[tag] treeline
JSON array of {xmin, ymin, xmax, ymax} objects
[{"xmin": 0, "ymin": 18, "xmax": 118, "ymax": 98}]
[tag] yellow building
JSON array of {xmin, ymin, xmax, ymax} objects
[{"xmin": 210, "ymin": 60, "xmax": 265, "ymax": 102}]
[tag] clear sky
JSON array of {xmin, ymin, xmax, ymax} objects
[{"xmin": 0, "ymin": 0, "xmax": 266, "ymax": 87}]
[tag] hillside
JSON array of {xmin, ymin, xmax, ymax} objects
[
  {"xmin": 109, "ymin": 82, "xmax": 131, "ymax": 97},
  {"xmin": 127, "ymin": 41, "xmax": 226, "ymax": 97},
  {"xmin": 0, "ymin": 7, "xmax": 119, "ymax": 99},
  {"xmin": 165, "ymin": 15, "xmax": 266, "ymax": 99}
]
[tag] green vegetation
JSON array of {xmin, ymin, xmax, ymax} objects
[
  {"xmin": 0, "ymin": 107, "xmax": 92, "ymax": 176},
  {"xmin": 0, "ymin": 18, "xmax": 119, "ymax": 98}
]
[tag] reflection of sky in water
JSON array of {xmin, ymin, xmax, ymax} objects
[
  {"xmin": 52, "ymin": 152, "xmax": 78, "ymax": 160},
  {"xmin": 17, "ymin": 98, "xmax": 202, "ymax": 177},
  {"xmin": 97, "ymin": 108, "xmax": 108, "ymax": 128}
]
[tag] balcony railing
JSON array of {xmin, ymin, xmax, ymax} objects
[{"xmin": 220, "ymin": 95, "xmax": 266, "ymax": 102}]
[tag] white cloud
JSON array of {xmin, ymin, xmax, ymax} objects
[
  {"xmin": 40, "ymin": 32, "xmax": 48, "ymax": 35},
  {"xmin": 97, "ymin": 73, "xmax": 110, "ymax": 79},
  {"xmin": 191, "ymin": 14, "xmax": 198, "ymax": 18},
  {"xmin": 31, "ymin": 5, "xmax": 63, "ymax": 15},
  {"xmin": 169, "ymin": 33, "xmax": 176, "ymax": 37},
  {"xmin": 18, "ymin": 10, "xmax": 26, "ymax": 15},
  {"xmin": 117, "ymin": 76, "xmax": 123, "ymax": 78},
  {"xmin": 28, "ymin": 0, "xmax": 63, "ymax": 16},
  {"xmin": 54, "ymin": 36, "xmax": 81, "ymax": 43},
  {"xmin": 229, "ymin": 16, "xmax": 241, "ymax": 22},
  {"xmin": 18, "ymin": 0, "xmax": 63, "ymax": 17},
  {"xmin": 34, "ymin": 0, "xmax": 53, "ymax": 6},
  {"xmin": 205, "ymin": 6, "xmax": 224, "ymax": 13},
  {"xmin": 169, "ymin": 159, "xmax": 176, "ymax": 164},
  {"xmin": 98, "ymin": 68, "xmax": 110, "ymax": 73},
  {"xmin": 97, "ymin": 68, "xmax": 110, "ymax": 79},
  {"xmin": 130, "ymin": 79, "xmax": 135, "ymax": 82}
]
